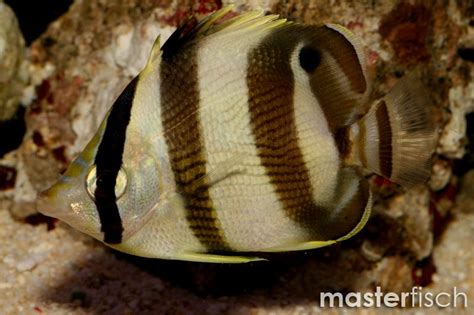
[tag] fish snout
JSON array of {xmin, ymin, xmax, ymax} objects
[{"xmin": 36, "ymin": 186, "xmax": 65, "ymax": 219}]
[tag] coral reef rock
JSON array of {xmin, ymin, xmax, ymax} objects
[{"xmin": 0, "ymin": 1, "xmax": 27, "ymax": 121}]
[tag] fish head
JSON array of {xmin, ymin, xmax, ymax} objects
[
  {"xmin": 37, "ymin": 101, "xmax": 172, "ymax": 245},
  {"xmin": 37, "ymin": 120, "xmax": 109, "ymax": 241}
]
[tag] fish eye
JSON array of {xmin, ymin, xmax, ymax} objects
[
  {"xmin": 299, "ymin": 46, "xmax": 321, "ymax": 73},
  {"xmin": 85, "ymin": 166, "xmax": 128, "ymax": 201}
]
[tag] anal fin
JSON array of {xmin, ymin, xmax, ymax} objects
[
  {"xmin": 260, "ymin": 240, "xmax": 336, "ymax": 252},
  {"xmin": 176, "ymin": 252, "xmax": 265, "ymax": 263},
  {"xmin": 261, "ymin": 168, "xmax": 372, "ymax": 252}
]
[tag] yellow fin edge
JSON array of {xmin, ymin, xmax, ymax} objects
[
  {"xmin": 261, "ymin": 192, "xmax": 372, "ymax": 252},
  {"xmin": 336, "ymin": 191, "xmax": 372, "ymax": 242},
  {"xmin": 176, "ymin": 252, "xmax": 266, "ymax": 263},
  {"xmin": 260, "ymin": 240, "xmax": 337, "ymax": 252}
]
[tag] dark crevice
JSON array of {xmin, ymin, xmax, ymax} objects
[
  {"xmin": 412, "ymin": 256, "xmax": 437, "ymax": 287},
  {"xmin": 0, "ymin": 165, "xmax": 16, "ymax": 190},
  {"xmin": 453, "ymin": 112, "xmax": 474, "ymax": 176},
  {"xmin": 0, "ymin": 106, "xmax": 26, "ymax": 158},
  {"xmin": 457, "ymin": 47, "xmax": 474, "ymax": 63},
  {"xmin": 4, "ymin": 0, "xmax": 73, "ymax": 45}
]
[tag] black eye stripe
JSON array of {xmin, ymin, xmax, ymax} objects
[
  {"xmin": 299, "ymin": 46, "xmax": 321, "ymax": 73},
  {"xmin": 94, "ymin": 76, "xmax": 138, "ymax": 244}
]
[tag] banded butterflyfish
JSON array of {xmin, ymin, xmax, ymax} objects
[{"xmin": 37, "ymin": 6, "xmax": 437, "ymax": 263}]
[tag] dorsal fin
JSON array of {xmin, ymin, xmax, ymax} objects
[
  {"xmin": 161, "ymin": 5, "xmax": 286, "ymax": 58},
  {"xmin": 146, "ymin": 35, "xmax": 161, "ymax": 68},
  {"xmin": 161, "ymin": 5, "xmax": 234, "ymax": 58},
  {"xmin": 161, "ymin": 15, "xmax": 200, "ymax": 58}
]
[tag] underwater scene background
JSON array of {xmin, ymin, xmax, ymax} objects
[{"xmin": 0, "ymin": 0, "xmax": 473, "ymax": 314}]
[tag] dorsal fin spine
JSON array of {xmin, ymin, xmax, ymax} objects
[
  {"xmin": 147, "ymin": 35, "xmax": 161, "ymax": 67},
  {"xmin": 160, "ymin": 6, "xmax": 286, "ymax": 58}
]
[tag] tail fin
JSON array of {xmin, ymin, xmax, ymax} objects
[{"xmin": 348, "ymin": 76, "xmax": 437, "ymax": 187}]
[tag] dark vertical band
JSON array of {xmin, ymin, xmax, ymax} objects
[
  {"xmin": 94, "ymin": 77, "xmax": 138, "ymax": 244},
  {"xmin": 246, "ymin": 29, "xmax": 332, "ymax": 238},
  {"xmin": 320, "ymin": 25, "xmax": 367, "ymax": 94},
  {"xmin": 160, "ymin": 45, "xmax": 230, "ymax": 252},
  {"xmin": 376, "ymin": 101, "xmax": 393, "ymax": 178},
  {"xmin": 307, "ymin": 26, "xmax": 368, "ymax": 130}
]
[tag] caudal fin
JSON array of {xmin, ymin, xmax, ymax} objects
[{"xmin": 348, "ymin": 76, "xmax": 438, "ymax": 187}]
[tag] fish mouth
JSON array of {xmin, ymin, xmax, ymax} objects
[
  {"xmin": 36, "ymin": 172, "xmax": 80, "ymax": 218},
  {"xmin": 36, "ymin": 187, "xmax": 70, "ymax": 220},
  {"xmin": 36, "ymin": 185, "xmax": 104, "ymax": 240}
]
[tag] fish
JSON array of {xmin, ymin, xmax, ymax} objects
[{"xmin": 37, "ymin": 6, "xmax": 437, "ymax": 263}]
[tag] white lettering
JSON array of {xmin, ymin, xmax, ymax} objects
[
  {"xmin": 363, "ymin": 292, "xmax": 374, "ymax": 307},
  {"xmin": 400, "ymin": 292, "xmax": 409, "ymax": 307},
  {"xmin": 383, "ymin": 292, "xmax": 399, "ymax": 307},
  {"xmin": 320, "ymin": 292, "xmax": 343, "ymax": 307},
  {"xmin": 435, "ymin": 292, "xmax": 450, "ymax": 308},
  {"xmin": 424, "ymin": 292, "xmax": 434, "ymax": 307},
  {"xmin": 453, "ymin": 287, "xmax": 468, "ymax": 308},
  {"xmin": 318, "ymin": 286, "xmax": 468, "ymax": 309},
  {"xmin": 411, "ymin": 286, "xmax": 421, "ymax": 307},
  {"xmin": 374, "ymin": 286, "xmax": 383, "ymax": 308},
  {"xmin": 345, "ymin": 292, "xmax": 361, "ymax": 308}
]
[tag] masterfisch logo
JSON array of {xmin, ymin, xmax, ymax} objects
[{"xmin": 320, "ymin": 286, "xmax": 468, "ymax": 308}]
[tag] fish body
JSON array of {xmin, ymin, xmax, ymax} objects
[{"xmin": 38, "ymin": 6, "xmax": 437, "ymax": 263}]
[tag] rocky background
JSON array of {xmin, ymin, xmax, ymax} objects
[{"xmin": 0, "ymin": 0, "xmax": 473, "ymax": 314}]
